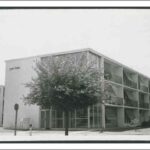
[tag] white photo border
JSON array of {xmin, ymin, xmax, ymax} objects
[{"xmin": 0, "ymin": 1, "xmax": 150, "ymax": 149}]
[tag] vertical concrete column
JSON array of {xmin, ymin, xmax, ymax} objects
[
  {"xmin": 49, "ymin": 107, "xmax": 52, "ymax": 129},
  {"xmin": 101, "ymin": 102, "xmax": 105, "ymax": 130},
  {"xmin": 75, "ymin": 110, "xmax": 76, "ymax": 128},
  {"xmin": 120, "ymin": 69, "xmax": 124, "ymax": 127},
  {"xmin": 138, "ymin": 75, "xmax": 141, "ymax": 122},
  {"xmin": 121, "ymin": 67, "xmax": 124, "ymax": 106},
  {"xmin": 135, "ymin": 109, "xmax": 140, "ymax": 123},
  {"xmin": 137, "ymin": 74, "xmax": 140, "ymax": 108},
  {"xmin": 39, "ymin": 109, "xmax": 42, "ymax": 129},
  {"xmin": 86, "ymin": 51, "xmax": 90, "ymax": 129},
  {"xmin": 117, "ymin": 107, "xmax": 124, "ymax": 127},
  {"xmin": 88, "ymin": 106, "xmax": 90, "ymax": 129},
  {"xmin": 99, "ymin": 56, "xmax": 105, "ymax": 130}
]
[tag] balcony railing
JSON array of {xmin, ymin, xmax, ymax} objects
[
  {"xmin": 125, "ymin": 110, "xmax": 135, "ymax": 124},
  {"xmin": 105, "ymin": 96, "xmax": 123, "ymax": 105},
  {"xmin": 123, "ymin": 72, "xmax": 137, "ymax": 89},
  {"xmin": 124, "ymin": 91, "xmax": 138, "ymax": 107},
  {"xmin": 124, "ymin": 98, "xmax": 138, "ymax": 107},
  {"xmin": 139, "ymin": 84, "xmax": 148, "ymax": 93},
  {"xmin": 139, "ymin": 102, "xmax": 149, "ymax": 109},
  {"xmin": 104, "ymin": 71, "xmax": 122, "ymax": 84}
]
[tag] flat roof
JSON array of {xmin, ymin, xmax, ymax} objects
[
  {"xmin": 5, "ymin": 48, "xmax": 91, "ymax": 62},
  {"xmin": 5, "ymin": 48, "xmax": 150, "ymax": 80}
]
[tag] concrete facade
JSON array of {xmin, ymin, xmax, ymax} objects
[
  {"xmin": 3, "ymin": 48, "xmax": 150, "ymax": 130},
  {"xmin": 3, "ymin": 57, "xmax": 40, "ymax": 129}
]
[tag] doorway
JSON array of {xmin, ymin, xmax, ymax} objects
[{"xmin": 40, "ymin": 110, "xmax": 50, "ymax": 129}]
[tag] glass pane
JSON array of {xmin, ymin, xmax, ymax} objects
[
  {"xmin": 76, "ymin": 119, "xmax": 88, "ymax": 128},
  {"xmin": 105, "ymin": 107, "xmax": 117, "ymax": 128},
  {"xmin": 51, "ymin": 110, "xmax": 56, "ymax": 128},
  {"xmin": 46, "ymin": 110, "xmax": 50, "ymax": 129},
  {"xmin": 70, "ymin": 111, "xmax": 75, "ymax": 119},
  {"xmin": 41, "ymin": 111, "xmax": 45, "ymax": 128},
  {"xmin": 94, "ymin": 106, "xmax": 100, "ymax": 128},
  {"xmin": 70, "ymin": 118, "xmax": 75, "ymax": 128},
  {"xmin": 76, "ymin": 108, "xmax": 88, "ymax": 118},
  {"xmin": 51, "ymin": 118, "xmax": 56, "ymax": 128},
  {"xmin": 52, "ymin": 110, "xmax": 56, "ymax": 118},
  {"xmin": 56, "ymin": 110, "xmax": 63, "ymax": 118},
  {"xmin": 56, "ymin": 119, "xmax": 63, "ymax": 128},
  {"xmin": 70, "ymin": 110, "xmax": 75, "ymax": 128},
  {"xmin": 90, "ymin": 106, "xmax": 94, "ymax": 128},
  {"xmin": 90, "ymin": 105, "xmax": 101, "ymax": 128}
]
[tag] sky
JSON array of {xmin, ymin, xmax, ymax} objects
[{"xmin": 0, "ymin": 9, "xmax": 150, "ymax": 84}]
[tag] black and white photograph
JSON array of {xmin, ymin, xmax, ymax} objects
[{"xmin": 1, "ymin": 5, "xmax": 150, "ymax": 143}]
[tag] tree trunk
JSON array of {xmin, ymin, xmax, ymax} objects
[{"xmin": 64, "ymin": 110, "xmax": 69, "ymax": 136}]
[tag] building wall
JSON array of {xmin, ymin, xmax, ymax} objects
[
  {"xmin": 3, "ymin": 49, "xmax": 150, "ymax": 130},
  {"xmin": 0, "ymin": 86, "xmax": 4, "ymax": 126},
  {"xmin": 3, "ymin": 57, "xmax": 40, "ymax": 129},
  {"xmin": 104, "ymin": 57, "xmax": 150, "ymax": 128}
]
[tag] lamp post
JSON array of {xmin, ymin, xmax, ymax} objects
[{"xmin": 14, "ymin": 103, "xmax": 19, "ymax": 136}]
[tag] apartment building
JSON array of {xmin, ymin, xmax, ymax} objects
[{"xmin": 3, "ymin": 48, "xmax": 150, "ymax": 130}]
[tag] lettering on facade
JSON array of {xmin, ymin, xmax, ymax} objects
[{"xmin": 9, "ymin": 66, "xmax": 20, "ymax": 71}]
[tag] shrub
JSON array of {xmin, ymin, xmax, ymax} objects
[{"xmin": 141, "ymin": 120, "xmax": 150, "ymax": 127}]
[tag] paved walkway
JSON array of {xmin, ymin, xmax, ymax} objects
[{"xmin": 0, "ymin": 127, "xmax": 150, "ymax": 141}]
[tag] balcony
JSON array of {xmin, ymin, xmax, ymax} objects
[
  {"xmin": 125, "ymin": 109, "xmax": 138, "ymax": 124},
  {"xmin": 124, "ymin": 89, "xmax": 138, "ymax": 107},
  {"xmin": 138, "ymin": 76, "xmax": 149, "ymax": 93},
  {"xmin": 104, "ymin": 60, "xmax": 123, "ymax": 84},
  {"xmin": 139, "ymin": 102, "xmax": 149, "ymax": 109},
  {"xmin": 105, "ymin": 96, "xmax": 123, "ymax": 106},
  {"xmin": 139, "ymin": 84, "xmax": 148, "ymax": 93},
  {"xmin": 124, "ymin": 98, "xmax": 138, "ymax": 107},
  {"xmin": 139, "ymin": 92, "xmax": 149, "ymax": 109},
  {"xmin": 104, "ymin": 71, "xmax": 122, "ymax": 84},
  {"xmin": 123, "ymin": 71, "xmax": 137, "ymax": 89}
]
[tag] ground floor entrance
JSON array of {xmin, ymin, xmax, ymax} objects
[
  {"xmin": 40, "ymin": 105, "xmax": 102, "ymax": 129},
  {"xmin": 40, "ymin": 105, "xmax": 125, "ymax": 129},
  {"xmin": 105, "ymin": 107, "xmax": 118, "ymax": 128}
]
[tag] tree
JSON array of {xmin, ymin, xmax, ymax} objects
[{"xmin": 23, "ymin": 53, "xmax": 106, "ymax": 136}]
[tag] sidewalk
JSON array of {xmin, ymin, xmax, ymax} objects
[{"xmin": 0, "ymin": 127, "xmax": 150, "ymax": 141}]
